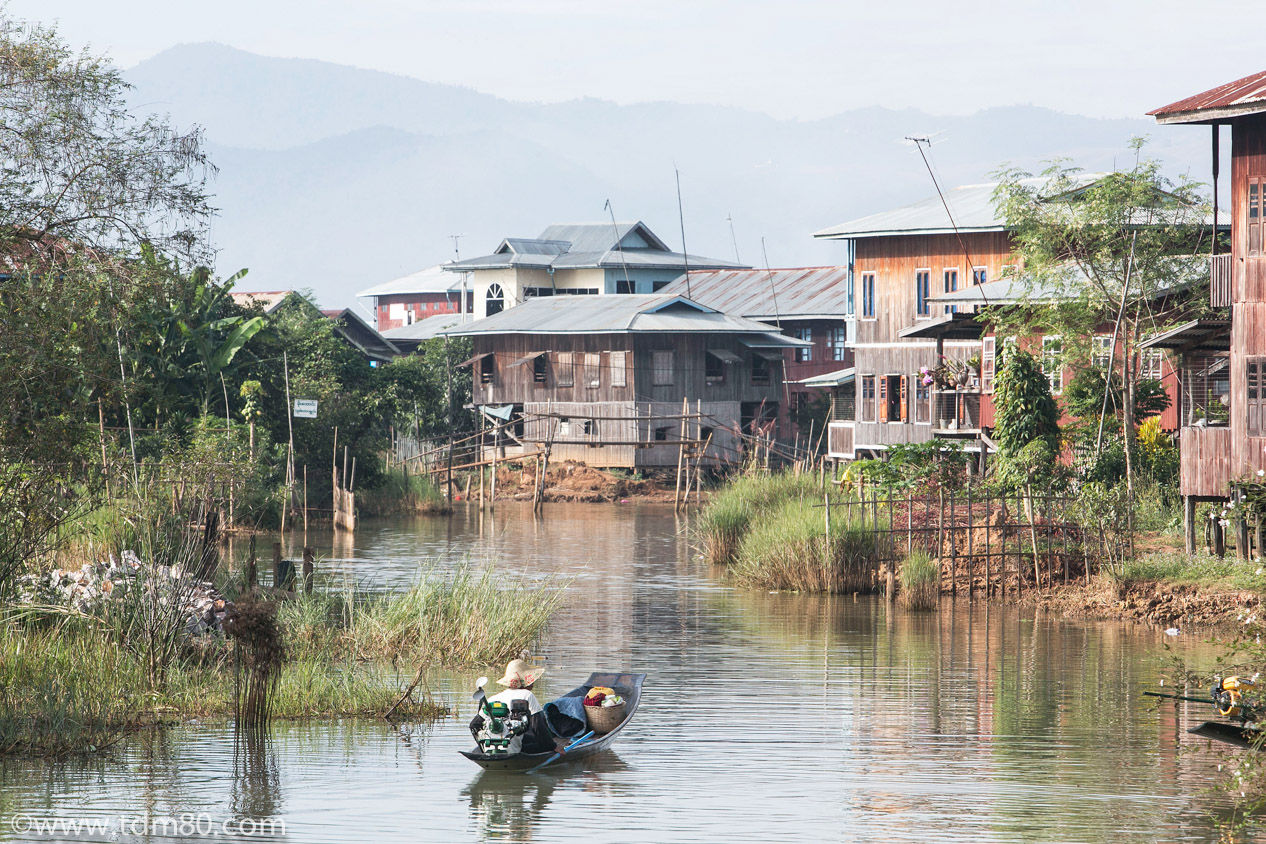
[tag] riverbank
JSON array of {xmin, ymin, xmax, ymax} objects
[{"xmin": 464, "ymin": 461, "xmax": 680, "ymax": 504}]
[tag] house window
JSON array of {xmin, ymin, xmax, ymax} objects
[
  {"xmin": 523, "ymin": 286, "xmax": 554, "ymax": 299},
  {"xmin": 1092, "ymin": 335, "xmax": 1113, "ymax": 371},
  {"xmin": 793, "ymin": 327, "xmax": 813, "ymax": 361},
  {"xmin": 1042, "ymin": 336, "xmax": 1063, "ymax": 395},
  {"xmin": 828, "ymin": 327, "xmax": 847, "ymax": 361},
  {"xmin": 1141, "ymin": 349, "xmax": 1165, "ymax": 381},
  {"xmin": 585, "ymin": 353, "xmax": 601, "ymax": 388},
  {"xmin": 1251, "ymin": 178, "xmax": 1265, "ymax": 256},
  {"xmin": 915, "ymin": 270, "xmax": 931, "ymax": 318},
  {"xmin": 915, "ymin": 379, "xmax": 931, "ymax": 424},
  {"xmin": 860, "ymin": 376, "xmax": 875, "ymax": 422},
  {"xmin": 652, "ymin": 280, "xmax": 670, "ymax": 292},
  {"xmin": 486, "ymin": 283, "xmax": 506, "ymax": 316},
  {"xmin": 652, "ymin": 351, "xmax": 674, "ymax": 386},
  {"xmin": 533, "ymin": 355, "xmax": 548, "ymax": 384},
  {"xmin": 862, "ymin": 273, "xmax": 876, "ymax": 318},
  {"xmin": 556, "ymin": 352, "xmax": 574, "ymax": 387},
  {"xmin": 1249, "ymin": 358, "xmax": 1265, "ymax": 436},
  {"xmin": 480, "ymin": 354, "xmax": 495, "ymax": 385},
  {"xmin": 751, "ymin": 355, "xmax": 771, "ymax": 386},
  {"xmin": 705, "ymin": 351, "xmax": 725, "ymax": 384},
  {"xmin": 972, "ymin": 266, "xmax": 987, "ymax": 286},
  {"xmin": 583, "ymin": 419, "xmax": 598, "ymax": 436},
  {"xmin": 878, "ymin": 375, "xmax": 888, "ymax": 422},
  {"xmin": 615, "ymin": 277, "xmax": 635, "ymax": 294},
  {"xmin": 609, "ymin": 351, "xmax": 627, "ymax": 387},
  {"xmin": 884, "ymin": 375, "xmax": 903, "ymax": 422},
  {"xmin": 558, "ymin": 417, "xmax": 571, "ymax": 437},
  {"xmin": 943, "ymin": 269, "xmax": 959, "ymax": 314},
  {"xmin": 981, "ymin": 337, "xmax": 996, "ymax": 394}
]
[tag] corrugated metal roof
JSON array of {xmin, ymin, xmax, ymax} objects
[
  {"xmin": 926, "ymin": 277, "xmax": 1067, "ymax": 305},
  {"xmin": 381, "ymin": 312, "xmax": 469, "ymax": 342},
  {"xmin": 657, "ymin": 267, "xmax": 849, "ymax": 319},
  {"xmin": 444, "ymin": 220, "xmax": 747, "ymax": 272},
  {"xmin": 537, "ymin": 222, "xmax": 669, "ymax": 252},
  {"xmin": 357, "ymin": 265, "xmax": 465, "ymax": 299},
  {"xmin": 439, "ymin": 293, "xmax": 805, "ymax": 345},
  {"xmin": 795, "ymin": 367, "xmax": 855, "ymax": 387},
  {"xmin": 1149, "ymin": 70, "xmax": 1266, "ymax": 124},
  {"xmin": 815, "ymin": 174, "xmax": 1223, "ymax": 240}
]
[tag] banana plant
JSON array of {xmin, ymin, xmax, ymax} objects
[{"xmin": 176, "ymin": 267, "xmax": 265, "ymax": 416}]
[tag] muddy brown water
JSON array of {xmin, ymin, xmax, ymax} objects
[{"xmin": 0, "ymin": 503, "xmax": 1253, "ymax": 842}]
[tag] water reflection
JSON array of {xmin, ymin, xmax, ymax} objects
[{"xmin": 0, "ymin": 504, "xmax": 1254, "ymax": 843}]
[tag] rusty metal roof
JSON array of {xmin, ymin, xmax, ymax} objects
[
  {"xmin": 657, "ymin": 267, "xmax": 849, "ymax": 320},
  {"xmin": 1149, "ymin": 70, "xmax": 1266, "ymax": 124}
]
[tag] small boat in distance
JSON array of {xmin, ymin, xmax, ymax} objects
[{"xmin": 461, "ymin": 672, "xmax": 645, "ymax": 772}]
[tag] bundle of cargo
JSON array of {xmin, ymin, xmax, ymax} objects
[{"xmin": 582, "ymin": 686, "xmax": 626, "ymax": 734}]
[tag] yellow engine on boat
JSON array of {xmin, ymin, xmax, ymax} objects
[{"xmin": 1213, "ymin": 676, "xmax": 1256, "ymax": 718}]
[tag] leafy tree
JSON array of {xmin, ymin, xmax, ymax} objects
[
  {"xmin": 993, "ymin": 144, "xmax": 1212, "ymax": 492},
  {"xmin": 993, "ymin": 347, "xmax": 1060, "ymax": 457},
  {"xmin": 0, "ymin": 13, "xmax": 213, "ymax": 262}
]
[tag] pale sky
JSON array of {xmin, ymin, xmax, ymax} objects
[{"xmin": 15, "ymin": 0, "xmax": 1266, "ymax": 121}]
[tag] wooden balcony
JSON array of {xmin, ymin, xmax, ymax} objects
[
  {"xmin": 932, "ymin": 390, "xmax": 982, "ymax": 435},
  {"xmin": 1178, "ymin": 425, "xmax": 1231, "ymax": 498},
  {"xmin": 1211, "ymin": 253, "xmax": 1232, "ymax": 308}
]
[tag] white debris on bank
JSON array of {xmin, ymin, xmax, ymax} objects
[{"xmin": 15, "ymin": 551, "xmax": 234, "ymax": 635}]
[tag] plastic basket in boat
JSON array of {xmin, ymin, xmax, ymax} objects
[{"xmin": 584, "ymin": 701, "xmax": 625, "ymax": 734}]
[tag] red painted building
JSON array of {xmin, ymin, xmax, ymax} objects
[{"xmin": 357, "ymin": 265, "xmax": 473, "ymax": 331}]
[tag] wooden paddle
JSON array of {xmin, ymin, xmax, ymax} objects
[{"xmin": 527, "ymin": 729, "xmax": 595, "ymax": 772}]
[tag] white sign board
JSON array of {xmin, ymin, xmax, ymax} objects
[{"xmin": 293, "ymin": 399, "xmax": 318, "ymax": 419}]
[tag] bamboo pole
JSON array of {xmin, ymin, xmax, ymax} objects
[{"xmin": 674, "ymin": 397, "xmax": 688, "ymax": 512}]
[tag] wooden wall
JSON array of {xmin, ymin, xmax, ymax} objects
[
  {"xmin": 1228, "ymin": 115, "xmax": 1266, "ymax": 481},
  {"xmin": 1180, "ymin": 426, "xmax": 1232, "ymax": 498},
  {"xmin": 853, "ymin": 231, "xmax": 1014, "ymax": 344}
]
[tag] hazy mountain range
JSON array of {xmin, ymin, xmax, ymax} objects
[{"xmin": 123, "ymin": 43, "xmax": 1217, "ymax": 309}]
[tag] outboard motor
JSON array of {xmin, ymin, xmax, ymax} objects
[
  {"xmin": 471, "ymin": 677, "xmax": 531, "ymax": 756},
  {"xmin": 1212, "ymin": 675, "xmax": 1257, "ymax": 720}
]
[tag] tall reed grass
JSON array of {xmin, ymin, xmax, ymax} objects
[
  {"xmin": 359, "ymin": 468, "xmax": 450, "ymax": 516},
  {"xmin": 0, "ymin": 562, "xmax": 565, "ymax": 756},
  {"xmin": 728, "ymin": 495, "xmax": 880, "ymax": 593},
  {"xmin": 898, "ymin": 551, "xmax": 939, "ymax": 611},
  {"xmin": 698, "ymin": 473, "xmax": 822, "ymax": 565}
]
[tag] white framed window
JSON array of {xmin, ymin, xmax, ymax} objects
[
  {"xmin": 1042, "ymin": 335, "xmax": 1063, "ymax": 395},
  {"xmin": 609, "ymin": 351, "xmax": 627, "ymax": 387},
  {"xmin": 981, "ymin": 337, "xmax": 996, "ymax": 394},
  {"xmin": 943, "ymin": 269, "xmax": 959, "ymax": 314},
  {"xmin": 792, "ymin": 327, "xmax": 813, "ymax": 361},
  {"xmin": 915, "ymin": 269, "xmax": 931, "ymax": 318},
  {"xmin": 555, "ymin": 352, "xmax": 574, "ymax": 387},
  {"xmin": 1142, "ymin": 349, "xmax": 1165, "ymax": 381},
  {"xmin": 828, "ymin": 327, "xmax": 847, "ymax": 361},
  {"xmin": 1092, "ymin": 335, "xmax": 1113, "ymax": 371},
  {"xmin": 584, "ymin": 353, "xmax": 601, "ymax": 388},
  {"xmin": 486, "ymin": 283, "xmax": 506, "ymax": 316},
  {"xmin": 861, "ymin": 273, "xmax": 876, "ymax": 319},
  {"xmin": 972, "ymin": 266, "xmax": 987, "ymax": 286}
]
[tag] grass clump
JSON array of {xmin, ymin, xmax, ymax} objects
[
  {"xmin": 898, "ymin": 551, "xmax": 939, "ymax": 611},
  {"xmin": 699, "ymin": 472, "xmax": 822, "ymax": 565},
  {"xmin": 359, "ymin": 468, "xmax": 450, "ymax": 516},
  {"xmin": 1115, "ymin": 550, "xmax": 1266, "ymax": 591},
  {"xmin": 729, "ymin": 495, "xmax": 879, "ymax": 593}
]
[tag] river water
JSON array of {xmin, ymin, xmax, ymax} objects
[{"xmin": 0, "ymin": 503, "xmax": 1251, "ymax": 843}]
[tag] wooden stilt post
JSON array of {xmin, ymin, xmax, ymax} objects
[
  {"xmin": 246, "ymin": 535, "xmax": 257, "ymax": 591},
  {"xmin": 303, "ymin": 465, "xmax": 309, "ymax": 537},
  {"xmin": 674, "ymin": 397, "xmax": 688, "ymax": 512},
  {"xmin": 302, "ymin": 546, "xmax": 315, "ymax": 594}
]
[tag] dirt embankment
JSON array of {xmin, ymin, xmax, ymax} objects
[
  {"xmin": 475, "ymin": 461, "xmax": 678, "ymax": 504},
  {"xmin": 1027, "ymin": 578, "xmax": 1261, "ymax": 630}
]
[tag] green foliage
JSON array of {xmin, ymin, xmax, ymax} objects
[
  {"xmin": 850, "ymin": 440, "xmax": 970, "ymax": 494},
  {"xmin": 358, "ymin": 468, "xmax": 449, "ymax": 516},
  {"xmin": 698, "ymin": 472, "xmax": 822, "ymax": 565},
  {"xmin": 730, "ymin": 495, "xmax": 879, "ymax": 594},
  {"xmin": 994, "ymin": 348, "xmax": 1060, "ymax": 454},
  {"xmin": 1063, "ymin": 368, "xmax": 1170, "ymax": 423},
  {"xmin": 790, "ymin": 392, "xmax": 831, "ymax": 437},
  {"xmin": 1072, "ymin": 481, "xmax": 1134, "ymax": 576}
]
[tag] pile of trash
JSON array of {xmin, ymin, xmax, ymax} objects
[{"xmin": 14, "ymin": 551, "xmax": 233, "ymax": 636}]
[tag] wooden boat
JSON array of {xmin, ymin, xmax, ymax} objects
[
  {"xmin": 461, "ymin": 671, "xmax": 645, "ymax": 772},
  {"xmin": 1189, "ymin": 721, "xmax": 1264, "ymax": 750}
]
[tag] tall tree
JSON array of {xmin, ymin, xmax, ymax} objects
[{"xmin": 993, "ymin": 143, "xmax": 1212, "ymax": 491}]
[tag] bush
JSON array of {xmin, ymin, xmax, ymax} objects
[
  {"xmin": 698, "ymin": 473, "xmax": 820, "ymax": 565},
  {"xmin": 899, "ymin": 551, "xmax": 939, "ymax": 611}
]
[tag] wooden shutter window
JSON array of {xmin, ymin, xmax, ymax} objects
[
  {"xmin": 609, "ymin": 351, "xmax": 627, "ymax": 387},
  {"xmin": 584, "ymin": 353, "xmax": 601, "ymax": 388},
  {"xmin": 556, "ymin": 352, "xmax": 574, "ymax": 387},
  {"xmin": 1252, "ymin": 179, "xmax": 1263, "ymax": 257},
  {"xmin": 900, "ymin": 375, "xmax": 909, "ymax": 423},
  {"xmin": 878, "ymin": 376, "xmax": 889, "ymax": 422},
  {"xmin": 1249, "ymin": 358, "xmax": 1264, "ymax": 436},
  {"xmin": 652, "ymin": 351, "xmax": 674, "ymax": 386},
  {"xmin": 981, "ymin": 337, "xmax": 996, "ymax": 394}
]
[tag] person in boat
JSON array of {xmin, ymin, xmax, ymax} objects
[{"xmin": 470, "ymin": 659, "xmax": 556, "ymax": 753}]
